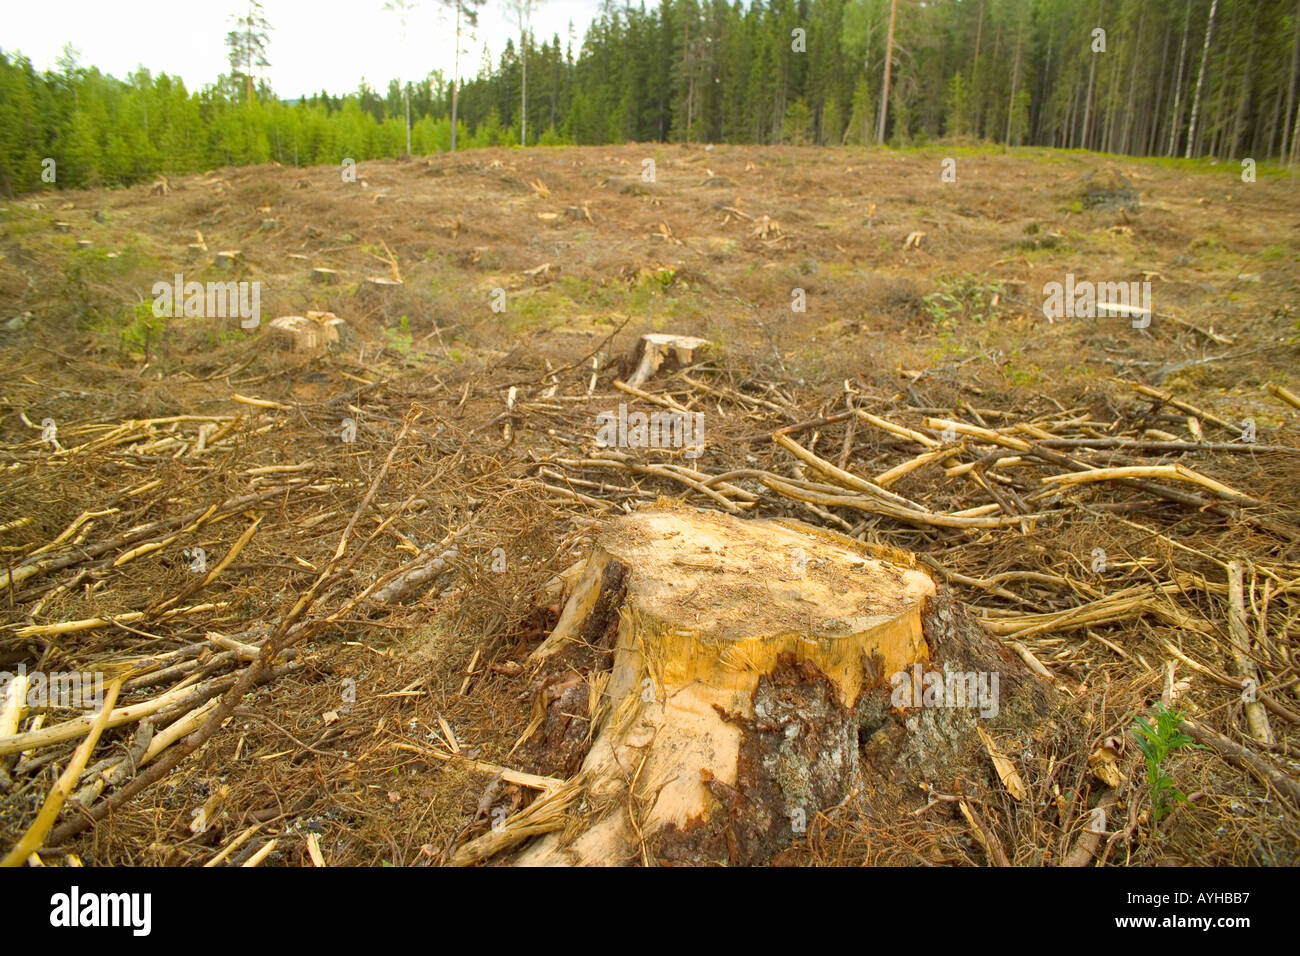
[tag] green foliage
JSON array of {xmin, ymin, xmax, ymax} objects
[
  {"xmin": 922, "ymin": 273, "xmax": 1005, "ymax": 330},
  {"xmin": 782, "ymin": 99, "xmax": 814, "ymax": 146},
  {"xmin": 0, "ymin": 0, "xmax": 1294, "ymax": 196},
  {"xmin": 843, "ymin": 75, "xmax": 874, "ymax": 146},
  {"xmin": 93, "ymin": 300, "xmax": 167, "ymax": 357},
  {"xmin": 638, "ymin": 267, "xmax": 677, "ymax": 291},
  {"xmin": 944, "ymin": 73, "xmax": 971, "ymax": 138},
  {"xmin": 1130, "ymin": 705, "xmax": 1201, "ymax": 822},
  {"xmin": 383, "ymin": 315, "xmax": 413, "ymax": 354}
]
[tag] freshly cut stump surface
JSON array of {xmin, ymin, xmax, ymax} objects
[
  {"xmin": 450, "ymin": 507, "xmax": 1052, "ymax": 866},
  {"xmin": 510, "ymin": 507, "xmax": 990, "ymax": 865}
]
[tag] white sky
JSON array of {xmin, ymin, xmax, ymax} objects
[{"xmin": 3, "ymin": 0, "xmax": 610, "ymax": 98}]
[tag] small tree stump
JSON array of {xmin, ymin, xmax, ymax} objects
[
  {"xmin": 627, "ymin": 333, "xmax": 711, "ymax": 387},
  {"xmin": 214, "ymin": 250, "xmax": 240, "ymax": 268},
  {"xmin": 76, "ymin": 239, "xmax": 93, "ymax": 250},
  {"xmin": 311, "ymin": 267, "xmax": 337, "ymax": 284},
  {"xmin": 268, "ymin": 312, "xmax": 351, "ymax": 352},
  {"xmin": 53, "ymin": 221, "xmax": 71, "ymax": 234}
]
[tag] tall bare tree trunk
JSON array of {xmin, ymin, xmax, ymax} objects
[
  {"xmin": 1290, "ymin": 92, "xmax": 1300, "ymax": 164},
  {"xmin": 1081, "ymin": 49, "xmax": 1098, "ymax": 149},
  {"xmin": 1231, "ymin": 2, "xmax": 1263, "ymax": 160},
  {"xmin": 1103, "ymin": 25, "xmax": 1122, "ymax": 152},
  {"xmin": 451, "ymin": 0, "xmax": 462, "ymax": 153},
  {"xmin": 1167, "ymin": 2, "xmax": 1192, "ymax": 156},
  {"xmin": 1034, "ymin": 27, "xmax": 1053, "ymax": 143},
  {"xmin": 877, "ymin": 0, "xmax": 898, "ymax": 144},
  {"xmin": 970, "ymin": 0, "xmax": 985, "ymax": 134},
  {"xmin": 1186, "ymin": 0, "xmax": 1220, "ymax": 159},
  {"xmin": 1209, "ymin": 0, "xmax": 1239, "ymax": 158},
  {"xmin": 1005, "ymin": 16, "xmax": 1024, "ymax": 145},
  {"xmin": 1147, "ymin": 16, "xmax": 1173, "ymax": 155},
  {"xmin": 1283, "ymin": 0, "xmax": 1300, "ymax": 162},
  {"xmin": 1113, "ymin": 5, "xmax": 1144, "ymax": 153}
]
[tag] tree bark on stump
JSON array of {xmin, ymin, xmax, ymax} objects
[{"xmin": 491, "ymin": 507, "xmax": 1051, "ymax": 867}]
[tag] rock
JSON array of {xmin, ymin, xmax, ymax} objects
[{"xmin": 1080, "ymin": 167, "xmax": 1139, "ymax": 213}]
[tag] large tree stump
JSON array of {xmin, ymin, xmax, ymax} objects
[
  {"xmin": 477, "ymin": 506, "xmax": 1054, "ymax": 867},
  {"xmin": 469, "ymin": 507, "xmax": 1055, "ymax": 867}
]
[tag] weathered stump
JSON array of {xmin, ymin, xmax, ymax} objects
[{"xmin": 1080, "ymin": 167, "xmax": 1139, "ymax": 214}]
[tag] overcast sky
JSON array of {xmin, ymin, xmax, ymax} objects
[{"xmin": 4, "ymin": 0, "xmax": 610, "ymax": 98}]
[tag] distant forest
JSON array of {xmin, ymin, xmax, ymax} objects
[{"xmin": 2, "ymin": 0, "xmax": 1299, "ymax": 195}]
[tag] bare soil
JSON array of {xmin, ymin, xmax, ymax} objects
[{"xmin": 1, "ymin": 143, "xmax": 1297, "ymax": 866}]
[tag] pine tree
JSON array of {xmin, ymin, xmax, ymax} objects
[
  {"xmin": 225, "ymin": 1, "xmax": 272, "ymax": 106},
  {"xmin": 783, "ymin": 97, "xmax": 813, "ymax": 144}
]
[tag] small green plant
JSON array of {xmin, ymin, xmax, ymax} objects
[
  {"xmin": 923, "ymin": 273, "xmax": 1005, "ymax": 330},
  {"xmin": 635, "ymin": 267, "xmax": 676, "ymax": 292},
  {"xmin": 104, "ymin": 300, "xmax": 167, "ymax": 356},
  {"xmin": 384, "ymin": 315, "xmax": 413, "ymax": 354},
  {"xmin": 1130, "ymin": 704, "xmax": 1201, "ymax": 821}
]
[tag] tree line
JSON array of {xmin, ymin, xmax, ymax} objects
[{"xmin": 2, "ymin": 0, "xmax": 1297, "ymax": 196}]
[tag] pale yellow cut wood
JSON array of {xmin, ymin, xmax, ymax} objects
[
  {"xmin": 1, "ymin": 679, "xmax": 123, "ymax": 866},
  {"xmin": 977, "ymin": 726, "xmax": 1027, "ymax": 801},
  {"xmin": 516, "ymin": 507, "xmax": 935, "ymax": 866}
]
